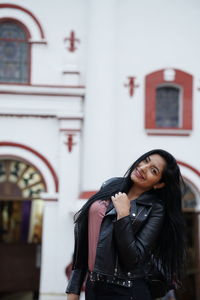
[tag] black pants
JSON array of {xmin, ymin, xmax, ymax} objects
[{"xmin": 85, "ymin": 278, "xmax": 152, "ymax": 300}]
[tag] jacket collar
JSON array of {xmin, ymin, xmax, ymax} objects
[{"xmin": 135, "ymin": 189, "xmax": 160, "ymax": 206}]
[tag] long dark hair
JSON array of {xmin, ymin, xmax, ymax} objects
[{"xmin": 75, "ymin": 149, "xmax": 186, "ymax": 285}]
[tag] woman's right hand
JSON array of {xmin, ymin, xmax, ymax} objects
[{"xmin": 67, "ymin": 294, "xmax": 79, "ymax": 300}]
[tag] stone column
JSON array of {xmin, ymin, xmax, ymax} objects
[
  {"xmin": 39, "ymin": 117, "xmax": 82, "ymax": 300},
  {"xmin": 82, "ymin": 0, "xmax": 117, "ymax": 191},
  {"xmin": 56, "ymin": 117, "xmax": 82, "ymax": 290}
]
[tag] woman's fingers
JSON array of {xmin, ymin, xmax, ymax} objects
[
  {"xmin": 112, "ymin": 192, "xmax": 125, "ymax": 198},
  {"xmin": 111, "ymin": 192, "xmax": 130, "ymax": 219}
]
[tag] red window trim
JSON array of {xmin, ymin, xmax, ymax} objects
[{"xmin": 145, "ymin": 69, "xmax": 193, "ymax": 136}]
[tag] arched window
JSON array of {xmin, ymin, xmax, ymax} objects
[
  {"xmin": 156, "ymin": 86, "xmax": 180, "ymax": 128},
  {"xmin": 0, "ymin": 20, "xmax": 30, "ymax": 83},
  {"xmin": 145, "ymin": 69, "xmax": 193, "ymax": 135},
  {"xmin": 181, "ymin": 179, "xmax": 200, "ymax": 300},
  {"xmin": 0, "ymin": 159, "xmax": 46, "ymax": 243}
]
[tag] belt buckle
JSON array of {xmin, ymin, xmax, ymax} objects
[{"xmin": 89, "ymin": 272, "xmax": 95, "ymax": 282}]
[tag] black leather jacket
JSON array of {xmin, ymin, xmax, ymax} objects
[{"xmin": 66, "ymin": 178, "xmax": 165, "ymax": 295}]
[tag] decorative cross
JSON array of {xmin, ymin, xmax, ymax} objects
[
  {"xmin": 124, "ymin": 76, "xmax": 139, "ymax": 97},
  {"xmin": 64, "ymin": 31, "xmax": 80, "ymax": 52},
  {"xmin": 64, "ymin": 133, "xmax": 76, "ymax": 152}
]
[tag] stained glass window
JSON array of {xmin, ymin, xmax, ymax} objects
[
  {"xmin": 182, "ymin": 182, "xmax": 197, "ymax": 211},
  {"xmin": 156, "ymin": 86, "xmax": 180, "ymax": 128},
  {"xmin": 0, "ymin": 160, "xmax": 45, "ymax": 244},
  {"xmin": 0, "ymin": 21, "xmax": 29, "ymax": 83}
]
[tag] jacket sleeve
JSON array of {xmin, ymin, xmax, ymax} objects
[
  {"xmin": 113, "ymin": 202, "xmax": 165, "ymax": 269},
  {"xmin": 66, "ymin": 269, "xmax": 87, "ymax": 295},
  {"xmin": 66, "ymin": 221, "xmax": 87, "ymax": 295}
]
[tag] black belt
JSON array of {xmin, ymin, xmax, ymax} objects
[{"xmin": 89, "ymin": 271, "xmax": 143, "ymax": 288}]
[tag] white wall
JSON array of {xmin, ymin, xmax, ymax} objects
[{"xmin": 1, "ymin": 0, "xmax": 200, "ymax": 299}]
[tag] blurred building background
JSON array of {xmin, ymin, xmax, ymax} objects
[{"xmin": 0, "ymin": 0, "xmax": 199, "ymax": 299}]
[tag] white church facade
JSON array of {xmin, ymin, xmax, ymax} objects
[{"xmin": 0, "ymin": 1, "xmax": 200, "ymax": 300}]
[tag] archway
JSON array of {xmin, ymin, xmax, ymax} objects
[
  {"xmin": 0, "ymin": 158, "xmax": 46, "ymax": 299},
  {"xmin": 177, "ymin": 178, "xmax": 200, "ymax": 300}
]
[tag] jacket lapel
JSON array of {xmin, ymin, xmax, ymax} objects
[{"xmin": 105, "ymin": 201, "xmax": 116, "ymax": 215}]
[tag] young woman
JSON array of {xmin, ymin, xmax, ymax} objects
[{"xmin": 66, "ymin": 149, "xmax": 186, "ymax": 300}]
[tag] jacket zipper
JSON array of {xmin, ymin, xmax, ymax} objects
[
  {"xmin": 114, "ymin": 253, "xmax": 118, "ymax": 276},
  {"xmin": 74, "ymin": 222, "xmax": 79, "ymax": 267},
  {"xmin": 114, "ymin": 207, "xmax": 146, "ymax": 275}
]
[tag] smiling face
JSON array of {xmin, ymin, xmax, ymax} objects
[{"xmin": 130, "ymin": 154, "xmax": 167, "ymax": 191}]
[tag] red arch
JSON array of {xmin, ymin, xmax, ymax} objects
[
  {"xmin": 0, "ymin": 142, "xmax": 58, "ymax": 192},
  {"xmin": 177, "ymin": 160, "xmax": 200, "ymax": 177},
  {"xmin": 0, "ymin": 154, "xmax": 48, "ymax": 192},
  {"xmin": 0, "ymin": 3, "xmax": 45, "ymax": 39}
]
